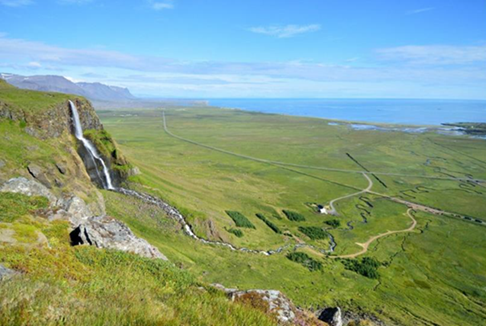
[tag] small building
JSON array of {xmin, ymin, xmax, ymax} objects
[{"xmin": 318, "ymin": 205, "xmax": 331, "ymax": 215}]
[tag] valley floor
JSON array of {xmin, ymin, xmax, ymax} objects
[{"xmin": 97, "ymin": 107, "xmax": 486, "ymax": 325}]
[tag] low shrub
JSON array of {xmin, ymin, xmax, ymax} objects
[
  {"xmin": 342, "ymin": 257, "xmax": 381, "ymax": 279},
  {"xmin": 225, "ymin": 211, "xmax": 255, "ymax": 229},
  {"xmin": 286, "ymin": 252, "xmax": 322, "ymax": 271},
  {"xmin": 282, "ymin": 210, "xmax": 306, "ymax": 222},
  {"xmin": 298, "ymin": 226, "xmax": 328, "ymax": 240},
  {"xmin": 227, "ymin": 228, "xmax": 244, "ymax": 237},
  {"xmin": 324, "ymin": 219, "xmax": 341, "ymax": 228},
  {"xmin": 256, "ymin": 213, "xmax": 282, "ymax": 234}
]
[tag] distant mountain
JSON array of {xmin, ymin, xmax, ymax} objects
[{"xmin": 0, "ymin": 73, "xmax": 135, "ymax": 102}]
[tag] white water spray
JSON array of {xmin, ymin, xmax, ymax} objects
[{"xmin": 69, "ymin": 100, "xmax": 114, "ymax": 190}]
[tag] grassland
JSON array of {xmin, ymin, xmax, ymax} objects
[
  {"xmin": 97, "ymin": 107, "xmax": 486, "ymax": 325},
  {"xmin": 0, "ymin": 79, "xmax": 83, "ymax": 113}
]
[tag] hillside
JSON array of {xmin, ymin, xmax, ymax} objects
[{"xmin": 0, "ymin": 84, "xmax": 308, "ymax": 325}]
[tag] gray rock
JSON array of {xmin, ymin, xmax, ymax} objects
[
  {"xmin": 318, "ymin": 307, "xmax": 343, "ymax": 326},
  {"xmin": 27, "ymin": 164, "xmax": 52, "ymax": 189},
  {"xmin": 55, "ymin": 162, "xmax": 67, "ymax": 175},
  {"xmin": 27, "ymin": 163, "xmax": 42, "ymax": 178},
  {"xmin": 0, "ymin": 264, "xmax": 17, "ymax": 281},
  {"xmin": 70, "ymin": 215, "xmax": 168, "ymax": 260},
  {"xmin": 0, "ymin": 177, "xmax": 57, "ymax": 206},
  {"xmin": 0, "ymin": 159, "xmax": 5, "ymax": 169},
  {"xmin": 57, "ymin": 196, "xmax": 93, "ymax": 226},
  {"xmin": 213, "ymin": 284, "xmax": 297, "ymax": 324}
]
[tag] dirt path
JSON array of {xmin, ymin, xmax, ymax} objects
[
  {"xmin": 328, "ymin": 173, "xmax": 373, "ymax": 214},
  {"xmin": 333, "ymin": 209, "xmax": 417, "ymax": 259}
]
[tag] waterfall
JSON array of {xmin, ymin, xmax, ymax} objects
[{"xmin": 69, "ymin": 100, "xmax": 115, "ymax": 190}]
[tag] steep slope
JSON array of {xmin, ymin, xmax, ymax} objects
[{"xmin": 0, "ymin": 83, "xmax": 308, "ymax": 325}]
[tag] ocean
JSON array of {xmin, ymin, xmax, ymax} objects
[{"xmin": 207, "ymin": 99, "xmax": 486, "ymax": 126}]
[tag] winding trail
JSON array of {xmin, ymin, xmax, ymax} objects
[
  {"xmin": 126, "ymin": 112, "xmax": 486, "ymax": 258},
  {"xmin": 333, "ymin": 209, "xmax": 417, "ymax": 259},
  {"xmin": 328, "ymin": 173, "xmax": 373, "ymax": 214}
]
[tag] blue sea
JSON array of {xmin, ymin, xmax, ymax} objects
[{"xmin": 207, "ymin": 99, "xmax": 486, "ymax": 126}]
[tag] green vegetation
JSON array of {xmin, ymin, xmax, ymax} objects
[
  {"xmin": 0, "ymin": 197, "xmax": 275, "ymax": 325},
  {"xmin": 342, "ymin": 257, "xmax": 381, "ymax": 279},
  {"xmin": 298, "ymin": 226, "xmax": 328, "ymax": 240},
  {"xmin": 227, "ymin": 228, "xmax": 244, "ymax": 237},
  {"xmin": 324, "ymin": 219, "xmax": 341, "ymax": 228},
  {"xmin": 0, "ymin": 80, "xmax": 82, "ymax": 113},
  {"xmin": 0, "ymin": 192, "xmax": 49, "ymax": 222},
  {"xmin": 256, "ymin": 213, "xmax": 282, "ymax": 234},
  {"xmin": 282, "ymin": 210, "xmax": 306, "ymax": 222},
  {"xmin": 225, "ymin": 211, "xmax": 256, "ymax": 229},
  {"xmin": 99, "ymin": 107, "xmax": 486, "ymax": 325},
  {"xmin": 286, "ymin": 252, "xmax": 322, "ymax": 271}
]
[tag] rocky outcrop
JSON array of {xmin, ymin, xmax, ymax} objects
[
  {"xmin": 70, "ymin": 215, "xmax": 168, "ymax": 260},
  {"xmin": 317, "ymin": 307, "xmax": 386, "ymax": 326},
  {"xmin": 1, "ymin": 177, "xmax": 167, "ymax": 261},
  {"xmin": 212, "ymin": 284, "xmax": 324, "ymax": 325},
  {"xmin": 0, "ymin": 177, "xmax": 57, "ymax": 205},
  {"xmin": 318, "ymin": 308, "xmax": 343, "ymax": 326}
]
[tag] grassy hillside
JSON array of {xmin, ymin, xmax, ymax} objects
[
  {"xmin": 0, "ymin": 85, "xmax": 279, "ymax": 325},
  {"xmin": 0, "ymin": 79, "xmax": 83, "ymax": 113},
  {"xmin": 0, "ymin": 194, "xmax": 276, "ymax": 325},
  {"xmin": 98, "ymin": 107, "xmax": 486, "ymax": 325}
]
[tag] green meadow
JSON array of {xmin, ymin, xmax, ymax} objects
[{"xmin": 97, "ymin": 107, "xmax": 486, "ymax": 325}]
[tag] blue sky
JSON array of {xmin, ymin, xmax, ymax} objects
[{"xmin": 1, "ymin": 0, "xmax": 485, "ymax": 99}]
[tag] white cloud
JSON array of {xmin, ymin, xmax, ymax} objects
[
  {"xmin": 377, "ymin": 45, "xmax": 486, "ymax": 65},
  {"xmin": 406, "ymin": 7, "xmax": 435, "ymax": 15},
  {"xmin": 1, "ymin": 35, "xmax": 485, "ymax": 99},
  {"xmin": 27, "ymin": 61, "xmax": 41, "ymax": 68},
  {"xmin": 248, "ymin": 24, "xmax": 321, "ymax": 38},
  {"xmin": 151, "ymin": 1, "xmax": 173, "ymax": 10},
  {"xmin": 0, "ymin": 0, "xmax": 33, "ymax": 7}
]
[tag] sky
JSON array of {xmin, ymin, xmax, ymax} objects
[{"xmin": 0, "ymin": 0, "xmax": 485, "ymax": 99}]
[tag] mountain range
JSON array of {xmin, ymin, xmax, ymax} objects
[{"xmin": 0, "ymin": 73, "xmax": 135, "ymax": 102}]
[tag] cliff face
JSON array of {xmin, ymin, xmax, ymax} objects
[{"xmin": 0, "ymin": 97, "xmax": 102, "ymax": 139}]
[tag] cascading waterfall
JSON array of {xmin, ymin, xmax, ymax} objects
[{"xmin": 69, "ymin": 100, "xmax": 115, "ymax": 190}]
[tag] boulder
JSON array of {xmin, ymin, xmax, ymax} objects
[
  {"xmin": 318, "ymin": 308, "xmax": 343, "ymax": 326},
  {"xmin": 27, "ymin": 163, "xmax": 52, "ymax": 189},
  {"xmin": 58, "ymin": 196, "xmax": 93, "ymax": 226},
  {"xmin": 212, "ymin": 284, "xmax": 321, "ymax": 325},
  {"xmin": 0, "ymin": 177, "xmax": 57, "ymax": 206},
  {"xmin": 70, "ymin": 215, "xmax": 168, "ymax": 260},
  {"xmin": 0, "ymin": 159, "xmax": 5, "ymax": 169},
  {"xmin": 55, "ymin": 162, "xmax": 67, "ymax": 175}
]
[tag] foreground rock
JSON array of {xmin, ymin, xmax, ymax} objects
[
  {"xmin": 318, "ymin": 308, "xmax": 343, "ymax": 326},
  {"xmin": 212, "ymin": 283, "xmax": 325, "ymax": 325},
  {"xmin": 1, "ymin": 177, "xmax": 167, "ymax": 261},
  {"xmin": 70, "ymin": 215, "xmax": 168, "ymax": 260}
]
